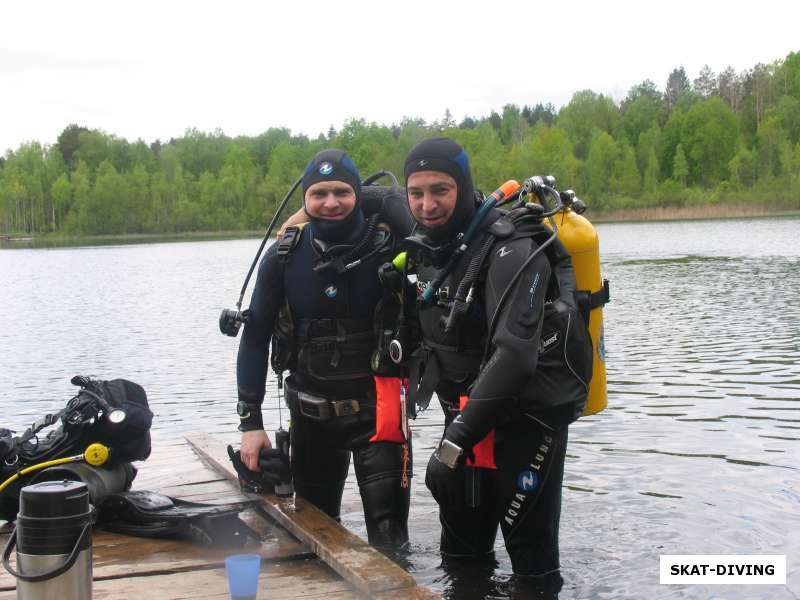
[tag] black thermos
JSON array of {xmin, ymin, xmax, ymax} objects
[{"xmin": 2, "ymin": 480, "xmax": 95, "ymax": 599}]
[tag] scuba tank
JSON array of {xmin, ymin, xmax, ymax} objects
[
  {"xmin": 544, "ymin": 190, "xmax": 609, "ymax": 415},
  {"xmin": 2, "ymin": 480, "xmax": 95, "ymax": 600},
  {"xmin": 31, "ymin": 462, "xmax": 136, "ymax": 505}
]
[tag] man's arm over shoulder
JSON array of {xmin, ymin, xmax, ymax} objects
[
  {"xmin": 446, "ymin": 236, "xmax": 551, "ymax": 450},
  {"xmin": 236, "ymin": 243, "xmax": 284, "ymax": 430}
]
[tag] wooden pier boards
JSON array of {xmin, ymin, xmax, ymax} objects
[
  {"xmin": 185, "ymin": 432, "xmax": 428, "ymax": 598},
  {"xmin": 0, "ymin": 434, "xmax": 437, "ymax": 599}
]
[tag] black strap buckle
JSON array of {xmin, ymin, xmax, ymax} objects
[
  {"xmin": 590, "ymin": 279, "xmax": 610, "ymax": 309},
  {"xmin": 277, "ymin": 226, "xmax": 302, "ymax": 263}
]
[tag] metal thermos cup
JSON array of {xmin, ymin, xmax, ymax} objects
[{"xmin": 2, "ymin": 480, "xmax": 95, "ymax": 600}]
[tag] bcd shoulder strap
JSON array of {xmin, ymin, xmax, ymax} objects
[{"xmin": 276, "ymin": 224, "xmax": 306, "ymax": 263}]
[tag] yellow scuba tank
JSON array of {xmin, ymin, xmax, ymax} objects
[{"xmin": 547, "ymin": 208, "xmax": 608, "ymax": 415}]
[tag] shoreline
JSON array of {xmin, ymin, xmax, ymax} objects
[
  {"xmin": 591, "ymin": 203, "xmax": 800, "ymax": 223},
  {"xmin": 2, "ymin": 204, "xmax": 799, "ymax": 247}
]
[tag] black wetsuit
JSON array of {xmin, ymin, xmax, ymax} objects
[
  {"xmin": 237, "ymin": 216, "xmax": 411, "ymax": 548},
  {"xmin": 409, "ymin": 208, "xmax": 589, "ymax": 578}
]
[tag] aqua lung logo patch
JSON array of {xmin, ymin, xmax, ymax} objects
[
  {"xmin": 324, "ymin": 285, "xmax": 338, "ymax": 298},
  {"xmin": 318, "ymin": 162, "xmax": 334, "ymax": 175},
  {"xmin": 517, "ymin": 470, "xmax": 539, "ymax": 492},
  {"xmin": 417, "ymin": 160, "xmax": 427, "ymax": 167},
  {"xmin": 504, "ymin": 435, "xmax": 552, "ymax": 527},
  {"xmin": 539, "ymin": 330, "xmax": 560, "ymax": 354}
]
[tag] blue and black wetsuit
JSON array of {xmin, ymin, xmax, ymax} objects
[{"xmin": 237, "ymin": 213, "xmax": 411, "ymax": 548}]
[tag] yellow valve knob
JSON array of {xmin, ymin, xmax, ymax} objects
[
  {"xmin": 84, "ymin": 443, "xmax": 110, "ymax": 466},
  {"xmin": 392, "ymin": 252, "xmax": 407, "ymax": 271}
]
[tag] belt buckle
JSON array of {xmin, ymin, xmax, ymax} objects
[
  {"xmin": 332, "ymin": 399, "xmax": 360, "ymax": 417},
  {"xmin": 297, "ymin": 392, "xmax": 332, "ymax": 420}
]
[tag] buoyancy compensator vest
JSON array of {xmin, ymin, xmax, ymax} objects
[
  {"xmin": 1, "ymin": 376, "xmax": 152, "ymax": 522},
  {"xmin": 269, "ymin": 216, "xmax": 399, "ymax": 392},
  {"xmin": 407, "ymin": 204, "xmax": 594, "ymax": 422},
  {"xmin": 545, "ymin": 207, "xmax": 609, "ymax": 415}
]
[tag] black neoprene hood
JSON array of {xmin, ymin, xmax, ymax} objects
[
  {"xmin": 302, "ymin": 149, "xmax": 361, "ymax": 199},
  {"xmin": 404, "ymin": 137, "xmax": 476, "ymax": 240},
  {"xmin": 302, "ymin": 149, "xmax": 364, "ymax": 242}
]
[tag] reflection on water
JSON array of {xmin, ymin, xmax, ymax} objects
[{"xmin": 1, "ymin": 216, "xmax": 799, "ymax": 599}]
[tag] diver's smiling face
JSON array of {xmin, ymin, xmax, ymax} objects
[
  {"xmin": 407, "ymin": 171, "xmax": 458, "ymax": 229},
  {"xmin": 304, "ymin": 181, "xmax": 356, "ymax": 220}
]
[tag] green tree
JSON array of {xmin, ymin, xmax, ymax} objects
[
  {"xmin": 50, "ymin": 173, "xmax": 71, "ymax": 230},
  {"xmin": 527, "ymin": 126, "xmax": 579, "ymax": 187},
  {"xmin": 693, "ymin": 65, "xmax": 717, "ymax": 99},
  {"xmin": 56, "ymin": 124, "xmax": 90, "ymax": 168},
  {"xmin": 499, "ymin": 104, "xmax": 528, "ymax": 145},
  {"xmin": 621, "ymin": 93, "xmax": 663, "ymax": 145},
  {"xmin": 643, "ymin": 147, "xmax": 660, "ymax": 195},
  {"xmin": 584, "ymin": 130, "xmax": 618, "ymax": 202},
  {"xmin": 681, "ymin": 97, "xmax": 738, "ymax": 185},
  {"xmin": 672, "ymin": 144, "xmax": 689, "ymax": 186},
  {"xmin": 611, "ymin": 141, "xmax": 641, "ymax": 197},
  {"xmin": 557, "ymin": 90, "xmax": 620, "ymax": 160},
  {"xmin": 658, "ymin": 110, "xmax": 684, "ymax": 179},
  {"xmin": 665, "ymin": 67, "xmax": 691, "ymax": 109},
  {"xmin": 75, "ymin": 130, "xmax": 111, "ymax": 174}
]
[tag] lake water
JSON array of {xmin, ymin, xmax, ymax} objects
[{"xmin": 1, "ymin": 216, "xmax": 799, "ymax": 599}]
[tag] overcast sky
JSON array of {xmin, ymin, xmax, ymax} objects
[{"xmin": 2, "ymin": 0, "xmax": 798, "ymax": 154}]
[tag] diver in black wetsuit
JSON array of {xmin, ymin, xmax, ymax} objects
[
  {"xmin": 403, "ymin": 138, "xmax": 592, "ymax": 590},
  {"xmin": 236, "ymin": 149, "xmax": 411, "ymax": 548}
]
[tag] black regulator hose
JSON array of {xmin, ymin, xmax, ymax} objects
[
  {"xmin": 234, "ymin": 176, "xmax": 303, "ymax": 311},
  {"xmin": 442, "ymin": 233, "xmax": 495, "ymax": 331},
  {"xmin": 361, "ymin": 170, "xmax": 399, "ymax": 187},
  {"xmin": 233, "ymin": 169, "xmax": 399, "ymax": 311}
]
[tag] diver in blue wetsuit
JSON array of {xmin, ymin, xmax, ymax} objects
[{"xmin": 235, "ymin": 149, "xmax": 410, "ymax": 548}]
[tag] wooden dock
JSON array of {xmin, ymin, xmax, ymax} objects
[{"xmin": 0, "ymin": 433, "xmax": 437, "ymax": 599}]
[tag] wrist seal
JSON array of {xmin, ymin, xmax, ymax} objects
[{"xmin": 236, "ymin": 401, "xmax": 264, "ymax": 431}]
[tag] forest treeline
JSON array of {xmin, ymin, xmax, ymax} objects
[{"xmin": 2, "ymin": 52, "xmax": 799, "ymax": 235}]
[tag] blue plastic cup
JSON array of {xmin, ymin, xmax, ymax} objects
[{"xmin": 224, "ymin": 553, "xmax": 262, "ymax": 600}]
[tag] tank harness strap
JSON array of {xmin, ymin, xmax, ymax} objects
[
  {"xmin": 573, "ymin": 279, "xmax": 610, "ymax": 326},
  {"xmin": 590, "ymin": 279, "xmax": 611, "ymax": 308},
  {"xmin": 276, "ymin": 224, "xmax": 305, "ymax": 263}
]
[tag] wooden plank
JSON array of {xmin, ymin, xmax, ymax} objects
[
  {"xmin": 185, "ymin": 432, "xmax": 420, "ymax": 597},
  {"xmin": 0, "ymin": 558, "xmax": 360, "ymax": 600},
  {"xmin": 0, "ymin": 507, "xmax": 310, "ymax": 591}
]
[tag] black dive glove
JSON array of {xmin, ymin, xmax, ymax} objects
[
  {"xmin": 426, "ymin": 451, "xmax": 463, "ymax": 507},
  {"xmin": 425, "ymin": 392, "xmax": 514, "ymax": 506},
  {"xmin": 257, "ymin": 448, "xmax": 291, "ymax": 486},
  {"xmin": 227, "ymin": 445, "xmax": 290, "ymax": 494}
]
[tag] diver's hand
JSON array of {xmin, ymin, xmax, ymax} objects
[
  {"xmin": 425, "ymin": 450, "xmax": 465, "ymax": 507},
  {"xmin": 276, "ymin": 207, "xmax": 308, "ymax": 239},
  {"xmin": 241, "ymin": 430, "xmax": 271, "ymax": 471}
]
